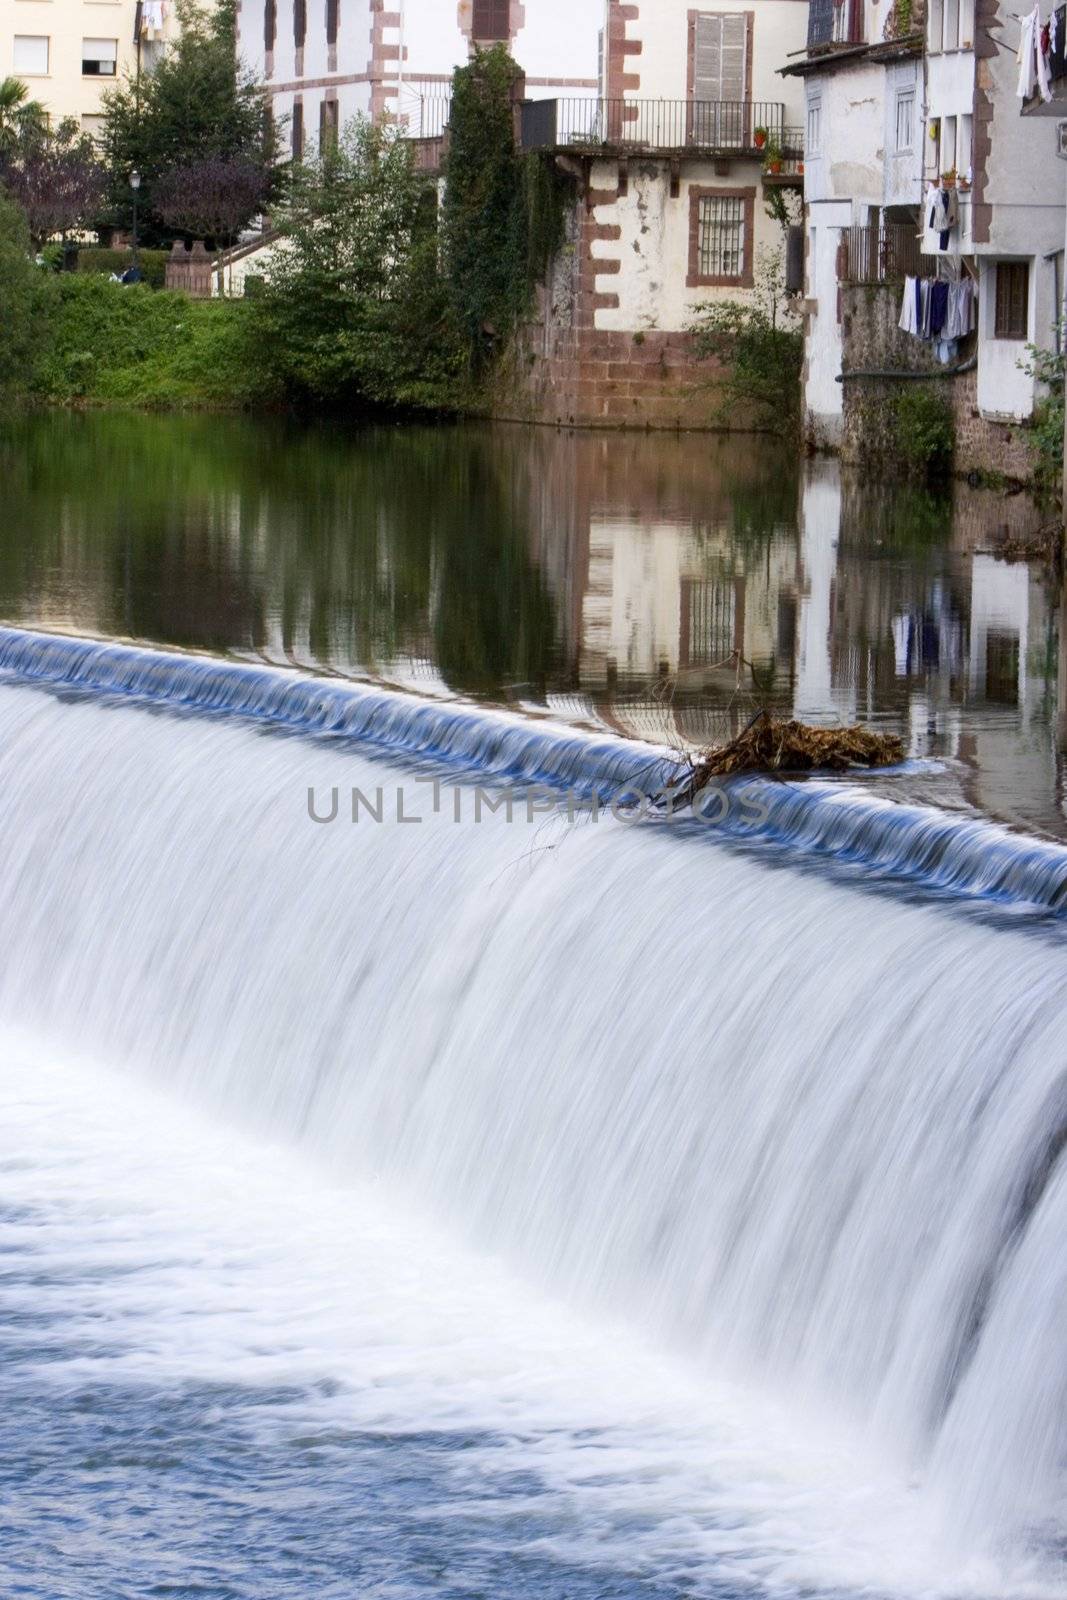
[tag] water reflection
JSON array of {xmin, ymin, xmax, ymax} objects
[{"xmin": 0, "ymin": 413, "xmax": 1062, "ymax": 837}]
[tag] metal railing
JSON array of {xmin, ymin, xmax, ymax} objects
[
  {"xmin": 412, "ymin": 94, "xmax": 452, "ymax": 139},
  {"xmin": 520, "ymin": 98, "xmax": 788, "ymax": 155},
  {"xmin": 838, "ymin": 222, "xmax": 937, "ymax": 284},
  {"xmin": 808, "ymin": 0, "xmax": 865, "ymax": 47}
]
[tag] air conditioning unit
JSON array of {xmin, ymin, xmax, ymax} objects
[{"xmin": 1057, "ymin": 121, "xmax": 1067, "ymax": 160}]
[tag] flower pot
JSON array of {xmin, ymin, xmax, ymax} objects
[
  {"xmin": 767, "ymin": 159, "xmax": 783, "ymax": 174},
  {"xmin": 754, "ymin": 131, "xmax": 767, "ymax": 149}
]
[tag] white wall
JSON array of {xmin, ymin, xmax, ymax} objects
[
  {"xmin": 0, "ymin": 0, "xmax": 185, "ymax": 127},
  {"xmin": 803, "ymin": 199, "xmax": 851, "ymax": 439}
]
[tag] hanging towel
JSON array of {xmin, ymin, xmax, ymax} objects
[
  {"xmin": 1018, "ymin": 4, "xmax": 1040, "ymax": 97},
  {"xmin": 899, "ymin": 277, "xmax": 919, "ymax": 334}
]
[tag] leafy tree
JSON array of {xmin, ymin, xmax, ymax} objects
[
  {"xmin": 155, "ymin": 156, "xmax": 272, "ymax": 291},
  {"xmin": 100, "ymin": 0, "xmax": 278, "ymax": 244},
  {"xmin": 2, "ymin": 119, "xmax": 106, "ymax": 248},
  {"xmin": 0, "ymin": 192, "xmax": 53, "ymax": 404},
  {"xmin": 0, "ymin": 77, "xmax": 47, "ymax": 167},
  {"xmin": 253, "ymin": 117, "xmax": 463, "ymax": 410}
]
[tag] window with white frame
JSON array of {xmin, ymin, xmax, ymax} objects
[
  {"xmin": 895, "ymin": 89, "xmax": 914, "ymax": 150},
  {"xmin": 943, "ymin": 0, "xmax": 960, "ymax": 48},
  {"xmin": 958, "ymin": 112, "xmax": 973, "ymax": 179},
  {"xmin": 807, "ymin": 96, "xmax": 822, "ymax": 156},
  {"xmin": 939, "ymin": 113, "xmax": 957, "ymax": 176},
  {"xmin": 13, "ymin": 35, "xmax": 49, "ymax": 76},
  {"xmin": 927, "ymin": 0, "xmax": 943, "ymax": 51},
  {"xmin": 698, "ymin": 194, "xmax": 746, "ymax": 279},
  {"xmin": 82, "ymin": 38, "xmax": 118, "ymax": 76}
]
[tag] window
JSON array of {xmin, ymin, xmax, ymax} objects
[
  {"xmin": 264, "ymin": 0, "xmax": 276, "ymax": 52},
  {"xmin": 13, "ymin": 35, "xmax": 49, "ymax": 76},
  {"xmin": 958, "ymin": 112, "xmax": 972, "ymax": 179},
  {"xmin": 692, "ymin": 13, "xmax": 747, "ymax": 102},
  {"xmin": 939, "ymin": 113, "xmax": 957, "ymax": 176},
  {"xmin": 326, "ymin": 0, "xmax": 339, "ymax": 46},
  {"xmin": 472, "ymin": 0, "xmax": 510, "ymax": 41},
  {"xmin": 895, "ymin": 90, "xmax": 914, "ymax": 151},
  {"xmin": 927, "ymin": 0, "xmax": 943, "ymax": 51},
  {"xmin": 994, "ymin": 261, "xmax": 1029, "ymax": 339},
  {"xmin": 292, "ymin": 100, "xmax": 304, "ymax": 161},
  {"xmin": 806, "ymin": 95, "xmax": 821, "ymax": 156},
  {"xmin": 691, "ymin": 13, "xmax": 748, "ymax": 145},
  {"xmin": 319, "ymin": 97, "xmax": 338, "ymax": 152},
  {"xmin": 82, "ymin": 38, "xmax": 118, "ymax": 77},
  {"xmin": 943, "ymin": 0, "xmax": 960, "ymax": 48},
  {"xmin": 294, "ymin": 0, "xmax": 306, "ymax": 47},
  {"xmin": 688, "ymin": 189, "xmax": 754, "ymax": 286}
]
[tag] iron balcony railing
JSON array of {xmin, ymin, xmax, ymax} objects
[
  {"xmin": 838, "ymin": 222, "xmax": 937, "ymax": 284},
  {"xmin": 520, "ymin": 98, "xmax": 788, "ymax": 155},
  {"xmin": 808, "ymin": 0, "xmax": 865, "ymax": 47},
  {"xmin": 412, "ymin": 94, "xmax": 452, "ymax": 139}
]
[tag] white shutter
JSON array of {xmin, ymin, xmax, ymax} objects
[
  {"xmin": 13, "ymin": 35, "xmax": 49, "ymax": 75},
  {"xmin": 82, "ymin": 38, "xmax": 118, "ymax": 75},
  {"xmin": 720, "ymin": 15, "xmax": 747, "ymax": 104},
  {"xmin": 693, "ymin": 15, "xmax": 724, "ymax": 101}
]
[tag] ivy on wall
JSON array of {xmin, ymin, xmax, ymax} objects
[{"xmin": 442, "ymin": 45, "xmax": 570, "ymax": 370}]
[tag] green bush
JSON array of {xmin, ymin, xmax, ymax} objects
[
  {"xmin": 890, "ymin": 387, "xmax": 955, "ymax": 477},
  {"xmin": 75, "ymin": 247, "xmax": 169, "ymax": 290},
  {"xmin": 691, "ymin": 247, "xmax": 802, "ymax": 432},
  {"xmin": 32, "ymin": 273, "xmax": 276, "ymax": 408},
  {"xmin": 0, "ymin": 192, "xmax": 55, "ymax": 405},
  {"xmin": 1022, "ymin": 341, "xmax": 1064, "ymax": 504}
]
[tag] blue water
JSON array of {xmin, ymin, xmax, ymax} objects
[{"xmin": 0, "ymin": 634, "xmax": 1065, "ymax": 1599}]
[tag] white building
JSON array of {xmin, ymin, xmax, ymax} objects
[
  {"xmin": 0, "ymin": 0, "xmax": 178, "ymax": 135},
  {"xmin": 237, "ymin": 0, "xmax": 601, "ymax": 159},
  {"xmin": 790, "ymin": 0, "xmax": 1065, "ymax": 444},
  {"xmin": 783, "ymin": 0, "xmax": 924, "ymax": 444}
]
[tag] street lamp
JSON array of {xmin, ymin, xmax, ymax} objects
[{"xmin": 130, "ymin": 169, "xmax": 141, "ymax": 274}]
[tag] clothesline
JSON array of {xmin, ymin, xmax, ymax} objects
[
  {"xmin": 898, "ymin": 276, "xmax": 976, "ymax": 365},
  {"xmin": 1016, "ymin": 1, "xmax": 1062, "ymax": 101}
]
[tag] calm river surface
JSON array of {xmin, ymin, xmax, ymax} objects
[{"xmin": 2, "ymin": 411, "xmax": 1064, "ymax": 836}]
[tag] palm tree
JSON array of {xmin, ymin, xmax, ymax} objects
[{"xmin": 0, "ymin": 77, "xmax": 48, "ymax": 163}]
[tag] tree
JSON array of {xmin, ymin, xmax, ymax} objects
[
  {"xmin": 0, "ymin": 77, "xmax": 47, "ymax": 167},
  {"xmin": 0, "ymin": 192, "xmax": 53, "ymax": 404},
  {"xmin": 100, "ymin": 0, "xmax": 278, "ymax": 244},
  {"xmin": 691, "ymin": 246, "xmax": 803, "ymax": 433},
  {"xmin": 253, "ymin": 117, "xmax": 463, "ymax": 410},
  {"xmin": 155, "ymin": 156, "xmax": 272, "ymax": 291},
  {"xmin": 2, "ymin": 119, "xmax": 106, "ymax": 248}
]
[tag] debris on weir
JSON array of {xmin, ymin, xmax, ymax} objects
[{"xmin": 689, "ymin": 713, "xmax": 904, "ymax": 787}]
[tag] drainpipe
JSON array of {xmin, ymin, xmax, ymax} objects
[{"xmin": 835, "ymin": 354, "xmax": 977, "ymax": 380}]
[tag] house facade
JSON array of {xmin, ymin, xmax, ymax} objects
[
  {"xmin": 0, "ymin": 0, "xmax": 176, "ymax": 134},
  {"xmin": 236, "ymin": 0, "xmax": 601, "ymax": 159},
  {"xmin": 789, "ymin": 0, "xmax": 1064, "ymax": 454},
  {"xmin": 510, "ymin": 0, "xmax": 810, "ymax": 425}
]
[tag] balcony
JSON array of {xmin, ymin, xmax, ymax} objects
[
  {"xmin": 1021, "ymin": 3, "xmax": 1067, "ymax": 111},
  {"xmin": 519, "ymin": 98, "xmax": 790, "ymax": 157},
  {"xmin": 838, "ymin": 221, "xmax": 937, "ymax": 284}
]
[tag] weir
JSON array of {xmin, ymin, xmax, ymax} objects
[{"xmin": 0, "ymin": 629, "xmax": 1065, "ymax": 1589}]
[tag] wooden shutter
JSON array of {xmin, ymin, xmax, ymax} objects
[
  {"xmin": 264, "ymin": 0, "xmax": 276, "ymax": 51},
  {"xmin": 472, "ymin": 0, "xmax": 510, "ymax": 40},
  {"xmin": 326, "ymin": 0, "xmax": 338, "ymax": 45},
  {"xmin": 693, "ymin": 14, "xmax": 747, "ymax": 102},
  {"xmin": 292, "ymin": 101, "xmax": 304, "ymax": 160},
  {"xmin": 294, "ymin": 0, "xmax": 306, "ymax": 45},
  {"xmin": 994, "ymin": 262, "xmax": 1028, "ymax": 339}
]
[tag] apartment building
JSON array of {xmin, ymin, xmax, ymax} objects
[
  {"xmin": 788, "ymin": 0, "xmax": 1064, "ymax": 446},
  {"xmin": 237, "ymin": 0, "xmax": 601, "ymax": 159},
  {"xmin": 1, "ymin": 0, "xmax": 176, "ymax": 135}
]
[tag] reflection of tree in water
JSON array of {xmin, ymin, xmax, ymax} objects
[{"xmin": 0, "ymin": 413, "xmax": 559, "ymax": 694}]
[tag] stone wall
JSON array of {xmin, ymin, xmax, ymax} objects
[
  {"xmin": 837, "ymin": 281, "xmax": 1035, "ymax": 482},
  {"xmin": 490, "ymin": 182, "xmax": 738, "ymax": 431}
]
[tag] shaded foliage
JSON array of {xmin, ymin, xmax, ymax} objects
[
  {"xmin": 0, "ymin": 192, "xmax": 54, "ymax": 404},
  {"xmin": 253, "ymin": 118, "xmax": 463, "ymax": 410},
  {"xmin": 691, "ymin": 247, "xmax": 803, "ymax": 432},
  {"xmin": 2, "ymin": 119, "xmax": 106, "ymax": 248}
]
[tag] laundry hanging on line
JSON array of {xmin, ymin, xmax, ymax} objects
[
  {"xmin": 898, "ymin": 276, "xmax": 975, "ymax": 347},
  {"xmin": 1017, "ymin": 2, "xmax": 1054, "ymax": 98}
]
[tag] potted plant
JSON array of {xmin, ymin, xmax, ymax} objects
[
  {"xmin": 764, "ymin": 136, "xmax": 783, "ymax": 174},
  {"xmin": 753, "ymin": 125, "xmax": 768, "ymax": 150}
]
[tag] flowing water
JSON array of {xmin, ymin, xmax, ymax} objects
[{"xmin": 2, "ymin": 415, "xmax": 1067, "ymax": 1599}]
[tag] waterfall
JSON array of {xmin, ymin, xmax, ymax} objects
[{"xmin": 0, "ymin": 628, "xmax": 1066, "ymax": 1589}]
